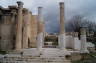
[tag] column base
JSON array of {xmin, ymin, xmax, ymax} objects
[
  {"xmin": 58, "ymin": 34, "xmax": 66, "ymax": 49},
  {"xmin": 37, "ymin": 32, "xmax": 44, "ymax": 52},
  {"xmin": 80, "ymin": 49, "xmax": 89, "ymax": 53},
  {"xmin": 80, "ymin": 35, "xmax": 89, "ymax": 53}
]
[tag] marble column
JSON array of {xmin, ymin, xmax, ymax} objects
[
  {"xmin": 11, "ymin": 10, "xmax": 17, "ymax": 50},
  {"xmin": 22, "ymin": 9, "xmax": 29, "ymax": 49},
  {"xmin": 74, "ymin": 32, "xmax": 80, "ymax": 50},
  {"xmin": 15, "ymin": 1, "xmax": 23, "ymax": 50},
  {"xmin": 80, "ymin": 27, "xmax": 89, "ymax": 53},
  {"xmin": 37, "ymin": 7, "xmax": 44, "ymax": 52},
  {"xmin": 58, "ymin": 2, "xmax": 66, "ymax": 49}
]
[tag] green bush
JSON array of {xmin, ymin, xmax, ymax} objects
[{"xmin": 0, "ymin": 50, "xmax": 7, "ymax": 55}]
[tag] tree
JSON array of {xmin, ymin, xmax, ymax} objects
[
  {"xmin": 66, "ymin": 15, "xmax": 96, "ymax": 48},
  {"xmin": 66, "ymin": 15, "xmax": 96, "ymax": 33}
]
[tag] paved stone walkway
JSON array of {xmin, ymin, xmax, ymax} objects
[{"xmin": 0, "ymin": 48, "xmax": 71, "ymax": 63}]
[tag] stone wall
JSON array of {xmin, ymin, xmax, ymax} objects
[
  {"xmin": 0, "ymin": 24, "xmax": 14, "ymax": 50},
  {"xmin": 0, "ymin": 4, "xmax": 38, "ymax": 50},
  {"xmin": 0, "ymin": 13, "xmax": 16, "ymax": 50},
  {"xmin": 29, "ymin": 15, "xmax": 38, "ymax": 48}
]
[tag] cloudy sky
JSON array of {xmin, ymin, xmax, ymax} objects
[{"xmin": 0, "ymin": 0, "xmax": 96, "ymax": 33}]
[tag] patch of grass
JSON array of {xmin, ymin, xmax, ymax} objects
[{"xmin": 72, "ymin": 53, "xmax": 96, "ymax": 63}]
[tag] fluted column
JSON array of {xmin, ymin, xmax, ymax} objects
[
  {"xmin": 22, "ymin": 9, "xmax": 29, "ymax": 49},
  {"xmin": 60, "ymin": 2, "xmax": 65, "ymax": 34},
  {"xmin": 37, "ymin": 7, "xmax": 44, "ymax": 52},
  {"xmin": 11, "ymin": 10, "xmax": 17, "ymax": 50},
  {"xmin": 80, "ymin": 27, "xmax": 89, "ymax": 53},
  {"xmin": 15, "ymin": 1, "xmax": 23, "ymax": 50},
  {"xmin": 58, "ymin": 2, "xmax": 66, "ymax": 49}
]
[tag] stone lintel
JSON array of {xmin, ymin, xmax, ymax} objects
[
  {"xmin": 0, "ymin": 7, "xmax": 9, "ymax": 12},
  {"xmin": 8, "ymin": 5, "xmax": 18, "ymax": 10},
  {"xmin": 2, "ymin": 14, "xmax": 11, "ymax": 16}
]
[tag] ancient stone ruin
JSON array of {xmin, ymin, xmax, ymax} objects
[{"xmin": 0, "ymin": 1, "xmax": 92, "ymax": 63}]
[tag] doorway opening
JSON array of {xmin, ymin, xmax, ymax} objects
[{"xmin": 44, "ymin": 33, "xmax": 58, "ymax": 48}]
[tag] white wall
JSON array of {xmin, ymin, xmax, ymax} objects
[
  {"xmin": 74, "ymin": 37, "xmax": 81, "ymax": 50},
  {"xmin": 66, "ymin": 35, "xmax": 74, "ymax": 49}
]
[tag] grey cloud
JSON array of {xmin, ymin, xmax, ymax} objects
[{"xmin": 0, "ymin": 0, "xmax": 96, "ymax": 33}]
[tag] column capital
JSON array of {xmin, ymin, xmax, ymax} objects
[
  {"xmin": 17, "ymin": 1, "xmax": 24, "ymax": 8},
  {"xmin": 38, "ymin": 7, "xmax": 43, "ymax": 9},
  {"xmin": 59, "ymin": 2, "xmax": 64, "ymax": 7},
  {"xmin": 38, "ymin": 7, "xmax": 43, "ymax": 15},
  {"xmin": 80, "ymin": 27, "xmax": 87, "ymax": 35}
]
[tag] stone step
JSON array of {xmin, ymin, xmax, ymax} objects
[
  {"xmin": 23, "ymin": 48, "xmax": 40, "ymax": 57},
  {"xmin": 0, "ymin": 57, "xmax": 71, "ymax": 63},
  {"xmin": 0, "ymin": 48, "xmax": 72, "ymax": 63},
  {"xmin": 41, "ymin": 48, "xmax": 71, "ymax": 58},
  {"xmin": 7, "ymin": 50, "xmax": 22, "ymax": 54},
  {"xmin": 2, "ymin": 61, "xmax": 71, "ymax": 63}
]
